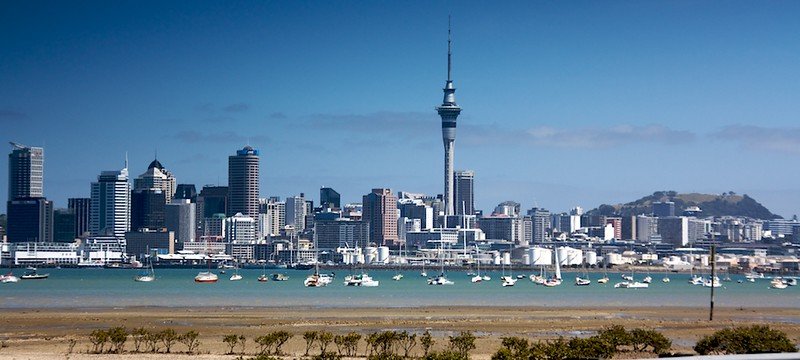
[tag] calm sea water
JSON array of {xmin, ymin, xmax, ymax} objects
[{"xmin": 0, "ymin": 268, "xmax": 797, "ymax": 309}]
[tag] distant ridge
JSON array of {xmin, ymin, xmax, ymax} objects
[{"xmin": 588, "ymin": 191, "xmax": 781, "ymax": 220}]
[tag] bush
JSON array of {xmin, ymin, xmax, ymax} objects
[
  {"xmin": 312, "ymin": 351, "xmax": 343, "ymax": 360},
  {"xmin": 318, "ymin": 331, "xmax": 334, "ymax": 354},
  {"xmin": 179, "ymin": 330, "xmax": 200, "ymax": 353},
  {"xmin": 596, "ymin": 325, "xmax": 631, "ymax": 349},
  {"xmin": 131, "ymin": 328, "xmax": 148, "ymax": 352},
  {"xmin": 159, "ymin": 328, "xmax": 178, "ymax": 353},
  {"xmin": 629, "ymin": 328, "xmax": 671, "ymax": 355},
  {"xmin": 448, "ymin": 331, "xmax": 476, "ymax": 359},
  {"xmin": 145, "ymin": 330, "xmax": 160, "ymax": 353},
  {"xmin": 398, "ymin": 331, "xmax": 418, "ymax": 358},
  {"xmin": 421, "ymin": 330, "xmax": 435, "ymax": 357},
  {"xmin": 694, "ymin": 325, "xmax": 797, "ymax": 355},
  {"xmin": 224, "ymin": 334, "xmax": 240, "ymax": 355},
  {"xmin": 272, "ymin": 331, "xmax": 292, "ymax": 355},
  {"xmin": 88, "ymin": 329, "xmax": 108, "ymax": 353},
  {"xmin": 491, "ymin": 335, "xmax": 615, "ymax": 360},
  {"xmin": 107, "ymin": 326, "xmax": 128, "ymax": 353},
  {"xmin": 425, "ymin": 350, "xmax": 467, "ymax": 360},
  {"xmin": 256, "ymin": 334, "xmax": 277, "ymax": 355},
  {"xmin": 304, "ymin": 331, "xmax": 319, "ymax": 356}
]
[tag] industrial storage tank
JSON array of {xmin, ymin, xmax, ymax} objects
[
  {"xmin": 522, "ymin": 253, "xmax": 531, "ymax": 265},
  {"xmin": 364, "ymin": 247, "xmax": 377, "ymax": 264},
  {"xmin": 503, "ymin": 252, "xmax": 511, "ymax": 265},
  {"xmin": 584, "ymin": 250, "xmax": 598, "ymax": 266},
  {"xmin": 531, "ymin": 247, "xmax": 552, "ymax": 266},
  {"xmin": 377, "ymin": 246, "xmax": 390, "ymax": 264}
]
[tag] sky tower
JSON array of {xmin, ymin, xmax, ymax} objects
[{"xmin": 437, "ymin": 19, "xmax": 462, "ymax": 216}]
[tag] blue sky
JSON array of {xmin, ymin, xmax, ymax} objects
[{"xmin": 2, "ymin": 1, "xmax": 800, "ymax": 217}]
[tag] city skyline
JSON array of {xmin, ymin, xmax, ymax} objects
[{"xmin": 3, "ymin": 2, "xmax": 800, "ymax": 217}]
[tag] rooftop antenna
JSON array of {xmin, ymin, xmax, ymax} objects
[
  {"xmin": 124, "ymin": 151, "xmax": 129, "ymax": 170},
  {"xmin": 447, "ymin": 15, "xmax": 452, "ymax": 82}
]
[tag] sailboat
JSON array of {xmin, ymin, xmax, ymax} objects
[
  {"xmin": 500, "ymin": 245, "xmax": 517, "ymax": 287},
  {"xmin": 304, "ymin": 239, "xmax": 331, "ymax": 287},
  {"xmin": 134, "ymin": 258, "xmax": 156, "ymax": 282},
  {"xmin": 471, "ymin": 246, "xmax": 489, "ymax": 283},
  {"xmin": 542, "ymin": 248, "xmax": 562, "ymax": 287},
  {"xmin": 420, "ymin": 254, "xmax": 428, "ymax": 277},
  {"xmin": 195, "ymin": 241, "xmax": 218, "ymax": 283},
  {"xmin": 427, "ymin": 242, "xmax": 454, "ymax": 285},
  {"xmin": 229, "ymin": 261, "xmax": 243, "ymax": 281},
  {"xmin": 614, "ymin": 266, "xmax": 648, "ymax": 289},
  {"xmin": 575, "ymin": 254, "xmax": 591, "ymax": 286},
  {"xmin": 597, "ymin": 254, "xmax": 610, "ymax": 284},
  {"xmin": 392, "ymin": 243, "xmax": 404, "ymax": 281}
]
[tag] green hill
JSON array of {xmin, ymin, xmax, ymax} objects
[{"xmin": 589, "ymin": 191, "xmax": 781, "ymax": 219}]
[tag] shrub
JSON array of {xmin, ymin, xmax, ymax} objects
[
  {"xmin": 304, "ymin": 331, "xmax": 319, "ymax": 356},
  {"xmin": 107, "ymin": 326, "xmax": 128, "ymax": 353},
  {"xmin": 318, "ymin": 331, "xmax": 334, "ymax": 354},
  {"xmin": 629, "ymin": 328, "xmax": 671, "ymax": 354},
  {"xmin": 179, "ymin": 330, "xmax": 200, "ymax": 353},
  {"xmin": 272, "ymin": 331, "xmax": 292, "ymax": 355},
  {"xmin": 566, "ymin": 336, "xmax": 615, "ymax": 360},
  {"xmin": 448, "ymin": 331, "xmax": 476, "ymax": 359},
  {"xmin": 144, "ymin": 330, "xmax": 160, "ymax": 353},
  {"xmin": 398, "ymin": 331, "xmax": 418, "ymax": 358},
  {"xmin": 131, "ymin": 328, "xmax": 148, "ymax": 352},
  {"xmin": 88, "ymin": 329, "xmax": 108, "ymax": 353},
  {"xmin": 312, "ymin": 351, "xmax": 343, "ymax": 360},
  {"xmin": 420, "ymin": 330, "xmax": 435, "ymax": 357},
  {"xmin": 238, "ymin": 335, "xmax": 247, "ymax": 354},
  {"xmin": 223, "ymin": 334, "xmax": 240, "ymax": 355},
  {"xmin": 694, "ymin": 325, "xmax": 797, "ymax": 355},
  {"xmin": 159, "ymin": 328, "xmax": 178, "ymax": 353},
  {"xmin": 424, "ymin": 350, "xmax": 467, "ymax": 360},
  {"xmin": 343, "ymin": 332, "xmax": 361, "ymax": 357},
  {"xmin": 596, "ymin": 324, "xmax": 632, "ymax": 349},
  {"xmin": 256, "ymin": 334, "xmax": 277, "ymax": 355}
]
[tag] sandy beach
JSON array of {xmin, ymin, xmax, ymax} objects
[{"xmin": 1, "ymin": 306, "xmax": 799, "ymax": 359}]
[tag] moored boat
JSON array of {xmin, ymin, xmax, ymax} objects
[
  {"xmin": 194, "ymin": 271, "xmax": 218, "ymax": 283},
  {"xmin": 21, "ymin": 269, "xmax": 49, "ymax": 280}
]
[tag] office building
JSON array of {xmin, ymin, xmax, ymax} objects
[
  {"xmin": 53, "ymin": 208, "xmax": 76, "ymax": 242},
  {"xmin": 528, "ymin": 207, "xmax": 551, "ymax": 244},
  {"xmin": 166, "ymin": 199, "xmax": 196, "ymax": 244},
  {"xmin": 621, "ymin": 216, "xmax": 637, "ymax": 240},
  {"xmin": 362, "ymin": 188, "xmax": 398, "ymax": 246},
  {"xmin": 314, "ymin": 218, "xmax": 370, "ymax": 249},
  {"xmin": 226, "ymin": 213, "xmax": 256, "ymax": 243},
  {"xmin": 174, "ymin": 184, "xmax": 197, "ymax": 202},
  {"xmin": 493, "ymin": 201, "xmax": 520, "ymax": 217},
  {"xmin": 286, "ymin": 195, "xmax": 307, "ymax": 232},
  {"xmin": 125, "ymin": 230, "xmax": 174, "ymax": 260},
  {"xmin": 133, "ymin": 158, "xmax": 176, "ymax": 202},
  {"xmin": 203, "ymin": 213, "xmax": 226, "ymax": 237},
  {"xmin": 653, "ymin": 201, "xmax": 676, "ymax": 218},
  {"xmin": 658, "ymin": 216, "xmax": 689, "ymax": 246},
  {"xmin": 605, "ymin": 217, "xmax": 622, "ymax": 240},
  {"xmin": 6, "ymin": 197, "xmax": 53, "ymax": 243},
  {"xmin": 398, "ymin": 199, "xmax": 434, "ymax": 230},
  {"xmin": 636, "ymin": 215, "xmax": 658, "ymax": 243},
  {"xmin": 227, "ymin": 146, "xmax": 260, "ymax": 219},
  {"xmin": 262, "ymin": 198, "xmax": 285, "ymax": 237},
  {"xmin": 68, "ymin": 198, "xmax": 91, "ymax": 238},
  {"xmin": 479, "ymin": 215, "xmax": 524, "ymax": 245},
  {"xmin": 454, "ymin": 170, "xmax": 474, "ymax": 215},
  {"xmin": 436, "ymin": 24, "xmax": 462, "ymax": 216},
  {"xmin": 320, "ymin": 187, "xmax": 341, "ymax": 210},
  {"xmin": 90, "ymin": 165, "xmax": 131, "ymax": 238},
  {"xmin": 130, "ymin": 188, "xmax": 165, "ymax": 231},
  {"xmin": 8, "ymin": 142, "xmax": 44, "ymax": 200}
]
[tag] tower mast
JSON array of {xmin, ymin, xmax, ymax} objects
[{"xmin": 437, "ymin": 17, "xmax": 462, "ymax": 217}]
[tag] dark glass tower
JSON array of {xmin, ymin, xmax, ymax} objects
[
  {"xmin": 320, "ymin": 187, "xmax": 341, "ymax": 210},
  {"xmin": 227, "ymin": 146, "xmax": 260, "ymax": 218}
]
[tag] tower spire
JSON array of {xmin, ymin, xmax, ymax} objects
[{"xmin": 447, "ymin": 15, "xmax": 452, "ymax": 82}]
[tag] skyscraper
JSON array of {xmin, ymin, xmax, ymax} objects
[
  {"xmin": 320, "ymin": 187, "xmax": 341, "ymax": 210},
  {"xmin": 286, "ymin": 195, "xmax": 307, "ymax": 232},
  {"xmin": 174, "ymin": 184, "xmax": 197, "ymax": 202},
  {"xmin": 227, "ymin": 146, "xmax": 260, "ymax": 219},
  {"xmin": 68, "ymin": 198, "xmax": 91, "ymax": 238},
  {"xmin": 131, "ymin": 188, "xmax": 165, "ymax": 230},
  {"xmin": 133, "ymin": 158, "xmax": 176, "ymax": 203},
  {"xmin": 7, "ymin": 142, "xmax": 44, "ymax": 201},
  {"xmin": 166, "ymin": 199, "xmax": 196, "ymax": 244},
  {"xmin": 454, "ymin": 170, "xmax": 474, "ymax": 215},
  {"xmin": 6, "ymin": 197, "xmax": 53, "ymax": 242},
  {"xmin": 90, "ymin": 165, "xmax": 131, "ymax": 238},
  {"xmin": 436, "ymin": 22, "xmax": 462, "ymax": 216},
  {"xmin": 362, "ymin": 188, "xmax": 398, "ymax": 246}
]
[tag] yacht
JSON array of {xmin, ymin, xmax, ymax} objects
[
  {"xmin": 500, "ymin": 276, "xmax": 517, "ymax": 287},
  {"xmin": 1, "ymin": 273, "xmax": 20, "ymax": 283},
  {"xmin": 427, "ymin": 275, "xmax": 455, "ymax": 285},
  {"xmin": 786, "ymin": 278, "xmax": 797, "ymax": 286},
  {"xmin": 258, "ymin": 274, "xmax": 269, "ymax": 282},
  {"xmin": 615, "ymin": 281, "xmax": 649, "ymax": 289},
  {"xmin": 690, "ymin": 275, "xmax": 705, "ymax": 286},
  {"xmin": 345, "ymin": 273, "xmax": 379, "ymax": 287},
  {"xmin": 271, "ymin": 273, "xmax": 289, "ymax": 281},
  {"xmin": 575, "ymin": 276, "xmax": 591, "ymax": 286},
  {"xmin": 770, "ymin": 278, "xmax": 788, "ymax": 289},
  {"xmin": 194, "ymin": 271, "xmax": 218, "ymax": 283},
  {"xmin": 702, "ymin": 276, "xmax": 722, "ymax": 288},
  {"xmin": 642, "ymin": 276, "xmax": 653, "ymax": 284},
  {"xmin": 622, "ymin": 274, "xmax": 634, "ymax": 282},
  {"xmin": 392, "ymin": 273, "xmax": 404, "ymax": 281},
  {"xmin": 597, "ymin": 276, "xmax": 609, "ymax": 284},
  {"xmin": 134, "ymin": 261, "xmax": 156, "ymax": 282},
  {"xmin": 662, "ymin": 276, "xmax": 671, "ymax": 283},
  {"xmin": 21, "ymin": 269, "xmax": 49, "ymax": 280},
  {"xmin": 230, "ymin": 273, "xmax": 243, "ymax": 281}
]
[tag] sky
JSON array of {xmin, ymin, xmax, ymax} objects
[{"xmin": 2, "ymin": 1, "xmax": 800, "ymax": 217}]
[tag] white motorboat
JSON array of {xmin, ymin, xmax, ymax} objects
[
  {"xmin": 622, "ymin": 274, "xmax": 634, "ymax": 282},
  {"xmin": 21, "ymin": 269, "xmax": 49, "ymax": 280},
  {"xmin": 662, "ymin": 276, "xmax": 671, "ymax": 283},
  {"xmin": 690, "ymin": 275, "xmax": 704, "ymax": 286},
  {"xmin": 194, "ymin": 271, "xmax": 218, "ymax": 283},
  {"xmin": 482, "ymin": 275, "xmax": 491, "ymax": 281},
  {"xmin": 392, "ymin": 274, "xmax": 404, "ymax": 281},
  {"xmin": 271, "ymin": 273, "xmax": 288, "ymax": 281},
  {"xmin": 615, "ymin": 281, "xmax": 649, "ymax": 289},
  {"xmin": 304, "ymin": 273, "xmax": 327, "ymax": 287},
  {"xmin": 258, "ymin": 274, "xmax": 269, "ymax": 282},
  {"xmin": 471, "ymin": 275, "xmax": 483, "ymax": 283},
  {"xmin": 702, "ymin": 276, "xmax": 722, "ymax": 288},
  {"xmin": 501, "ymin": 276, "xmax": 517, "ymax": 287},
  {"xmin": 575, "ymin": 276, "xmax": 591, "ymax": 286},
  {"xmin": 229, "ymin": 273, "xmax": 243, "ymax": 281},
  {"xmin": 771, "ymin": 278, "xmax": 788, "ymax": 289},
  {"xmin": 786, "ymin": 278, "xmax": 797, "ymax": 286},
  {"xmin": 345, "ymin": 273, "xmax": 379, "ymax": 287},
  {"xmin": 0, "ymin": 273, "xmax": 20, "ymax": 283},
  {"xmin": 597, "ymin": 276, "xmax": 609, "ymax": 284},
  {"xmin": 642, "ymin": 276, "xmax": 652, "ymax": 284},
  {"xmin": 427, "ymin": 275, "xmax": 455, "ymax": 285}
]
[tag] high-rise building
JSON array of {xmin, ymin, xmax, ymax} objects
[
  {"xmin": 636, "ymin": 215, "xmax": 658, "ymax": 243},
  {"xmin": 528, "ymin": 207, "xmax": 551, "ymax": 244},
  {"xmin": 315, "ymin": 218, "xmax": 369, "ymax": 250},
  {"xmin": 653, "ymin": 201, "xmax": 676, "ymax": 218},
  {"xmin": 286, "ymin": 195, "xmax": 308, "ymax": 232},
  {"xmin": 320, "ymin": 187, "xmax": 341, "ymax": 210},
  {"xmin": 6, "ymin": 197, "xmax": 53, "ymax": 242},
  {"xmin": 90, "ymin": 165, "xmax": 131, "ymax": 238},
  {"xmin": 398, "ymin": 199, "xmax": 434, "ymax": 230},
  {"xmin": 621, "ymin": 216, "xmax": 637, "ymax": 241},
  {"xmin": 204, "ymin": 213, "xmax": 227, "ymax": 237},
  {"xmin": 133, "ymin": 158, "xmax": 176, "ymax": 203},
  {"xmin": 362, "ymin": 188, "xmax": 398, "ymax": 246},
  {"xmin": 174, "ymin": 184, "xmax": 197, "ymax": 202},
  {"xmin": 261, "ymin": 197, "xmax": 285, "ymax": 237},
  {"xmin": 53, "ymin": 208, "xmax": 76, "ymax": 242},
  {"xmin": 454, "ymin": 170, "xmax": 474, "ymax": 216},
  {"xmin": 7, "ymin": 142, "xmax": 44, "ymax": 201},
  {"xmin": 68, "ymin": 198, "xmax": 91, "ymax": 238},
  {"xmin": 226, "ymin": 213, "xmax": 256, "ymax": 243},
  {"xmin": 166, "ymin": 199, "xmax": 196, "ymax": 244},
  {"xmin": 605, "ymin": 217, "xmax": 622, "ymax": 240},
  {"xmin": 478, "ymin": 215, "xmax": 523, "ymax": 245},
  {"xmin": 197, "ymin": 185, "xmax": 228, "ymax": 232},
  {"xmin": 130, "ymin": 188, "xmax": 165, "ymax": 231},
  {"xmin": 227, "ymin": 146, "xmax": 260, "ymax": 219},
  {"xmin": 658, "ymin": 216, "xmax": 688, "ymax": 246},
  {"xmin": 436, "ymin": 23, "xmax": 462, "ymax": 216}
]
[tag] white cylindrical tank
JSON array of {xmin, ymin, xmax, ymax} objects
[
  {"xmin": 584, "ymin": 251, "xmax": 597, "ymax": 266},
  {"xmin": 700, "ymin": 255, "xmax": 709, "ymax": 267},
  {"xmin": 532, "ymin": 247, "xmax": 552, "ymax": 266},
  {"xmin": 557, "ymin": 247, "xmax": 571, "ymax": 266},
  {"xmin": 364, "ymin": 247, "xmax": 377, "ymax": 264},
  {"xmin": 503, "ymin": 252, "xmax": 511, "ymax": 265},
  {"xmin": 607, "ymin": 253, "xmax": 623, "ymax": 265},
  {"xmin": 523, "ymin": 253, "xmax": 531, "ymax": 265},
  {"xmin": 494, "ymin": 253, "xmax": 501, "ymax": 265},
  {"xmin": 377, "ymin": 246, "xmax": 390, "ymax": 264}
]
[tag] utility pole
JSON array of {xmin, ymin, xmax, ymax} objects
[{"xmin": 709, "ymin": 244, "xmax": 716, "ymax": 321}]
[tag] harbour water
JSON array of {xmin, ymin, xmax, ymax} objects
[{"xmin": 0, "ymin": 268, "xmax": 797, "ymax": 309}]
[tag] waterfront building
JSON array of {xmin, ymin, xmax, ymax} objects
[
  {"xmin": 227, "ymin": 146, "xmax": 260, "ymax": 219},
  {"xmin": 653, "ymin": 201, "xmax": 676, "ymax": 218},
  {"xmin": 53, "ymin": 208, "xmax": 76, "ymax": 242},
  {"xmin": 7, "ymin": 142, "xmax": 44, "ymax": 200},
  {"xmin": 436, "ymin": 23, "xmax": 462, "ymax": 216},
  {"xmin": 454, "ymin": 170, "xmax": 474, "ymax": 215},
  {"xmin": 320, "ymin": 187, "xmax": 341, "ymax": 210},
  {"xmin": 68, "ymin": 198, "xmax": 91, "ymax": 238},
  {"xmin": 203, "ymin": 213, "xmax": 226, "ymax": 237},
  {"xmin": 166, "ymin": 199, "xmax": 196, "ymax": 244},
  {"xmin": 90, "ymin": 165, "xmax": 131, "ymax": 238},
  {"xmin": 362, "ymin": 188, "xmax": 399, "ymax": 246},
  {"xmin": 286, "ymin": 195, "xmax": 308, "ymax": 233},
  {"xmin": 133, "ymin": 158, "xmax": 176, "ymax": 203},
  {"xmin": 314, "ymin": 218, "xmax": 370, "ymax": 250},
  {"xmin": 6, "ymin": 197, "xmax": 53, "ymax": 243},
  {"xmin": 125, "ymin": 230, "xmax": 174, "ymax": 260},
  {"xmin": 262, "ymin": 198, "xmax": 285, "ymax": 237},
  {"xmin": 621, "ymin": 216, "xmax": 636, "ymax": 240},
  {"xmin": 226, "ymin": 213, "xmax": 256, "ymax": 243},
  {"xmin": 658, "ymin": 216, "xmax": 689, "ymax": 246},
  {"xmin": 5, "ymin": 241, "xmax": 79, "ymax": 266},
  {"xmin": 398, "ymin": 198, "xmax": 434, "ymax": 230},
  {"xmin": 478, "ymin": 215, "xmax": 524, "ymax": 245},
  {"xmin": 130, "ymin": 188, "xmax": 165, "ymax": 230},
  {"xmin": 528, "ymin": 207, "xmax": 551, "ymax": 244}
]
